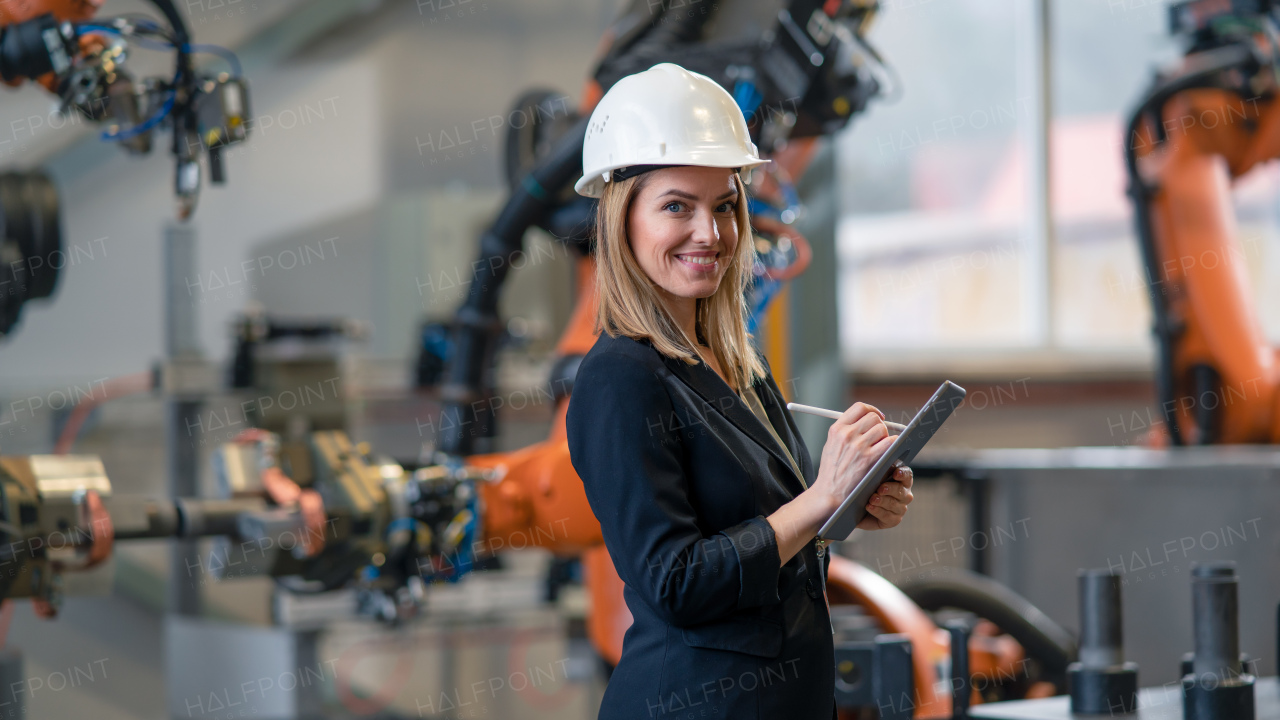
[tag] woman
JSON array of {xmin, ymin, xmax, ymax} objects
[{"xmin": 566, "ymin": 63, "xmax": 914, "ymax": 720}]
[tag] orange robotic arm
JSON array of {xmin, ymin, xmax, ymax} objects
[{"xmin": 1127, "ymin": 6, "xmax": 1280, "ymax": 444}]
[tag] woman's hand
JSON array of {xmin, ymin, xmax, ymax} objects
[
  {"xmin": 768, "ymin": 402, "xmax": 902, "ymax": 564},
  {"xmin": 807, "ymin": 402, "xmax": 894, "ymax": 518},
  {"xmin": 856, "ymin": 464, "xmax": 914, "ymax": 530}
]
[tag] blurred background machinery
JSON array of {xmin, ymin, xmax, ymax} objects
[
  {"xmin": 0, "ymin": 0, "xmax": 250, "ymax": 336},
  {"xmin": 0, "ymin": 0, "xmax": 1277, "ymax": 718}
]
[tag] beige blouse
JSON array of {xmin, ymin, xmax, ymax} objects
[{"xmin": 739, "ymin": 385, "xmax": 805, "ymax": 488}]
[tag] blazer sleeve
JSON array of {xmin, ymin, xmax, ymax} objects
[{"xmin": 567, "ymin": 350, "xmax": 783, "ymax": 628}]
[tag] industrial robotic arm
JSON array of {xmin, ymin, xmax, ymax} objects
[
  {"xmin": 0, "ymin": 0, "xmax": 250, "ymax": 336},
  {"xmin": 405, "ymin": 1, "xmax": 1072, "ymax": 716},
  {"xmin": 1126, "ymin": 0, "xmax": 1280, "ymax": 444},
  {"xmin": 0, "ymin": 0, "xmax": 250, "ymax": 207},
  {"xmin": 0, "ymin": 3, "xmax": 1075, "ymax": 717},
  {"xmin": 427, "ymin": 0, "xmax": 887, "ymax": 456}
]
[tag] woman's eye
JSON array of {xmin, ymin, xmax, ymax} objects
[
  {"xmin": 664, "ymin": 202, "xmax": 683, "ymax": 213},
  {"xmin": 716, "ymin": 202, "xmax": 737, "ymax": 213}
]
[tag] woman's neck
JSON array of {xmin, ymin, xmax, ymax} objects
[
  {"xmin": 660, "ymin": 291, "xmax": 736, "ymax": 388},
  {"xmin": 661, "ymin": 292, "xmax": 700, "ymax": 347}
]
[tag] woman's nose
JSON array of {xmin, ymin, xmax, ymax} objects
[{"xmin": 689, "ymin": 207, "xmax": 720, "ymax": 245}]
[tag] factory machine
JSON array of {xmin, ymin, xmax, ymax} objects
[
  {"xmin": 0, "ymin": 0, "xmax": 1277, "ymax": 719},
  {"xmin": 0, "ymin": 0, "xmax": 250, "ymax": 335},
  {"xmin": 912, "ymin": 0, "xmax": 1280, "ymax": 716},
  {"xmin": 0, "ymin": 1, "xmax": 1091, "ymax": 717}
]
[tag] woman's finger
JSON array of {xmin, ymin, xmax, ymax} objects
[
  {"xmin": 855, "ymin": 512, "xmax": 884, "ymax": 530},
  {"xmin": 848, "ymin": 409, "xmax": 887, "ymax": 436},
  {"xmin": 875, "ymin": 481, "xmax": 902, "ymax": 500},
  {"xmin": 861, "ymin": 501, "xmax": 901, "ymax": 529},
  {"xmin": 838, "ymin": 401, "xmax": 885, "ymax": 425},
  {"xmin": 859, "ymin": 502, "xmax": 887, "ymax": 527},
  {"xmin": 877, "ymin": 481, "xmax": 913, "ymax": 505},
  {"xmin": 854, "ymin": 417, "xmax": 889, "ymax": 445},
  {"xmin": 868, "ymin": 492, "xmax": 907, "ymax": 516},
  {"xmin": 892, "ymin": 465, "xmax": 914, "ymax": 489},
  {"xmin": 866, "ymin": 433, "xmax": 895, "ymax": 457}
]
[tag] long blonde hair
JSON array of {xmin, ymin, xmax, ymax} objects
[{"xmin": 593, "ymin": 169, "xmax": 765, "ymax": 393}]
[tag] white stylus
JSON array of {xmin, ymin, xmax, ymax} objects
[{"xmin": 787, "ymin": 402, "xmax": 907, "ymax": 433}]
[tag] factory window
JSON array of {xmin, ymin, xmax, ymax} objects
[
  {"xmin": 836, "ymin": 0, "xmax": 1031, "ymax": 370},
  {"xmin": 833, "ymin": 0, "xmax": 1280, "ymax": 372}
]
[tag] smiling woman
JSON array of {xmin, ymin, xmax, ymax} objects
[
  {"xmin": 566, "ymin": 63, "xmax": 914, "ymax": 720},
  {"xmin": 594, "ymin": 165, "xmax": 760, "ymax": 392}
]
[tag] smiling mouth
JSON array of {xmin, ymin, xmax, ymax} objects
[{"xmin": 676, "ymin": 253, "xmax": 718, "ymax": 267}]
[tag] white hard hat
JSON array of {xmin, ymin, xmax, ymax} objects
[{"xmin": 574, "ymin": 63, "xmax": 771, "ymax": 198}]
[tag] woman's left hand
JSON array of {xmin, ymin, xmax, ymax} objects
[{"xmin": 856, "ymin": 464, "xmax": 913, "ymax": 530}]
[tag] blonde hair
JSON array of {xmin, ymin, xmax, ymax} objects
[{"xmin": 593, "ymin": 169, "xmax": 765, "ymax": 393}]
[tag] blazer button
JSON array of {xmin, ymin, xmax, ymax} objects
[{"xmin": 805, "ymin": 578, "xmax": 819, "ymax": 600}]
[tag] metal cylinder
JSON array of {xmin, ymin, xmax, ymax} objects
[
  {"xmin": 175, "ymin": 497, "xmax": 265, "ymax": 538},
  {"xmin": 106, "ymin": 497, "xmax": 181, "ymax": 539},
  {"xmin": 107, "ymin": 496, "xmax": 265, "ymax": 539},
  {"xmin": 1183, "ymin": 674, "xmax": 1255, "ymax": 720},
  {"xmin": 1070, "ymin": 569, "xmax": 1139, "ymax": 714},
  {"xmin": 1191, "ymin": 562, "xmax": 1241, "ymax": 679},
  {"xmin": 947, "ymin": 619, "xmax": 970, "ymax": 720},
  {"xmin": 1078, "ymin": 569, "xmax": 1124, "ymax": 668}
]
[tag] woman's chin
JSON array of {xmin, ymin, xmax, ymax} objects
[
  {"xmin": 668, "ymin": 283, "xmax": 720, "ymax": 300},
  {"xmin": 662, "ymin": 272, "xmax": 725, "ymax": 299}
]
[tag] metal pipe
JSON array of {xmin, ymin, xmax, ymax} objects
[
  {"xmin": 164, "ymin": 222, "xmax": 201, "ymax": 616},
  {"xmin": 1191, "ymin": 562, "xmax": 1242, "ymax": 679},
  {"xmin": 175, "ymin": 497, "xmax": 263, "ymax": 538},
  {"xmin": 1079, "ymin": 569, "xmax": 1125, "ymax": 668},
  {"xmin": 947, "ymin": 619, "xmax": 970, "ymax": 720},
  {"xmin": 107, "ymin": 496, "xmax": 265, "ymax": 539}
]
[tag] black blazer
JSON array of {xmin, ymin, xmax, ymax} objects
[{"xmin": 567, "ymin": 333, "xmax": 834, "ymax": 720}]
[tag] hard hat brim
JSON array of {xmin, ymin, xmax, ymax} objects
[{"xmin": 574, "ymin": 156, "xmax": 772, "ymax": 199}]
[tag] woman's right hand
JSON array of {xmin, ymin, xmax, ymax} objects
[
  {"xmin": 767, "ymin": 402, "xmax": 894, "ymax": 565},
  {"xmin": 807, "ymin": 402, "xmax": 893, "ymax": 519}
]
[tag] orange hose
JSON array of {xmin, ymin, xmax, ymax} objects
[{"xmin": 54, "ymin": 371, "xmax": 153, "ymax": 454}]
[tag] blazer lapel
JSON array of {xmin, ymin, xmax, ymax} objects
[
  {"xmin": 754, "ymin": 379, "xmax": 814, "ymax": 486},
  {"xmin": 661, "ymin": 354, "xmax": 808, "ymax": 495}
]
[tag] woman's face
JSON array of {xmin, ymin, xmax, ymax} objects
[{"xmin": 627, "ymin": 166, "xmax": 740, "ymax": 303}]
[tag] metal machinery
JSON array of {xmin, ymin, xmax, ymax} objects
[
  {"xmin": 0, "ymin": 1, "xmax": 1083, "ymax": 718},
  {"xmin": 968, "ymin": 557, "xmax": 1277, "ymax": 719},
  {"xmin": 228, "ymin": 309, "xmax": 368, "ymax": 436},
  {"xmin": 909, "ymin": 447, "xmax": 1279, "ymax": 719},
  {"xmin": 0, "ymin": 0, "xmax": 250, "ymax": 623},
  {"xmin": 0, "ymin": 0, "xmax": 250, "ymax": 336},
  {"xmin": 1, "ymin": 0, "xmax": 1179, "ymax": 718},
  {"xmin": 404, "ymin": 0, "xmax": 1088, "ymax": 717},
  {"xmin": 1127, "ymin": 0, "xmax": 1280, "ymax": 445},
  {"xmin": 942, "ymin": 0, "xmax": 1280, "ymax": 716}
]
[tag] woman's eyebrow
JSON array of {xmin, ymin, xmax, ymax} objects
[{"xmin": 657, "ymin": 189, "xmax": 738, "ymax": 201}]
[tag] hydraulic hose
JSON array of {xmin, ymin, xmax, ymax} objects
[
  {"xmin": 900, "ymin": 567, "xmax": 1077, "ymax": 681},
  {"xmin": 438, "ymin": 117, "xmax": 589, "ymax": 455}
]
